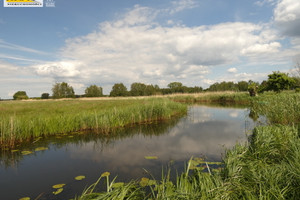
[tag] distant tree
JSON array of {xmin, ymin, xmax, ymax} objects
[
  {"xmin": 237, "ymin": 81, "xmax": 249, "ymax": 91},
  {"xmin": 144, "ymin": 84, "xmax": 155, "ymax": 96},
  {"xmin": 85, "ymin": 85, "xmax": 103, "ymax": 97},
  {"xmin": 130, "ymin": 82, "xmax": 147, "ymax": 96},
  {"xmin": 13, "ymin": 91, "xmax": 29, "ymax": 100},
  {"xmin": 52, "ymin": 82, "xmax": 75, "ymax": 98},
  {"xmin": 41, "ymin": 93, "xmax": 50, "ymax": 99},
  {"xmin": 257, "ymin": 80, "xmax": 267, "ymax": 93},
  {"xmin": 266, "ymin": 71, "xmax": 295, "ymax": 92},
  {"xmin": 110, "ymin": 83, "xmax": 128, "ymax": 97},
  {"xmin": 168, "ymin": 82, "xmax": 184, "ymax": 93}
]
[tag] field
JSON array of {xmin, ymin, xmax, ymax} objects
[{"xmin": 0, "ymin": 97, "xmax": 187, "ymax": 148}]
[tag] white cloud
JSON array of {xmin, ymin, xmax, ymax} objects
[
  {"xmin": 227, "ymin": 67, "xmax": 238, "ymax": 73},
  {"xmin": 33, "ymin": 61, "xmax": 82, "ymax": 78},
  {"xmin": 168, "ymin": 0, "xmax": 198, "ymax": 14},
  {"xmin": 255, "ymin": 0, "xmax": 276, "ymax": 7},
  {"xmin": 274, "ymin": 0, "xmax": 300, "ymax": 37},
  {"xmin": 0, "ymin": 39, "xmax": 49, "ymax": 55}
]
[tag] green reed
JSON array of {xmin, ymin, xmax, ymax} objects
[
  {"xmin": 250, "ymin": 92, "xmax": 300, "ymax": 124},
  {"xmin": 0, "ymin": 98, "xmax": 187, "ymax": 148}
]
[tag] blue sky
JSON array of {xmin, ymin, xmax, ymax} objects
[{"xmin": 0, "ymin": 0, "xmax": 300, "ymax": 98}]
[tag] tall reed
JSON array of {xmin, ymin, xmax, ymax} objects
[{"xmin": 0, "ymin": 98, "xmax": 187, "ymax": 148}]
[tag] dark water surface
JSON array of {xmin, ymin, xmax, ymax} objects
[{"xmin": 0, "ymin": 105, "xmax": 255, "ymax": 200}]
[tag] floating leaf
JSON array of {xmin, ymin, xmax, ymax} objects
[
  {"xmin": 75, "ymin": 175, "xmax": 86, "ymax": 181},
  {"xmin": 68, "ymin": 136, "xmax": 74, "ymax": 138},
  {"xmin": 35, "ymin": 147, "xmax": 48, "ymax": 151},
  {"xmin": 19, "ymin": 197, "xmax": 30, "ymax": 200},
  {"xmin": 21, "ymin": 151, "xmax": 33, "ymax": 155},
  {"xmin": 101, "ymin": 172, "xmax": 110, "ymax": 177},
  {"xmin": 53, "ymin": 188, "xmax": 63, "ymax": 195},
  {"xmin": 52, "ymin": 183, "xmax": 65, "ymax": 189},
  {"xmin": 112, "ymin": 182, "xmax": 124, "ymax": 188},
  {"xmin": 11, "ymin": 149, "xmax": 19, "ymax": 153},
  {"xmin": 144, "ymin": 156, "xmax": 158, "ymax": 160}
]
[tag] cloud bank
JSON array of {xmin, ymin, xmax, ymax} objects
[{"xmin": 33, "ymin": 4, "xmax": 284, "ymax": 94}]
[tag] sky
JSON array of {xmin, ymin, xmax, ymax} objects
[{"xmin": 0, "ymin": 0, "xmax": 300, "ymax": 98}]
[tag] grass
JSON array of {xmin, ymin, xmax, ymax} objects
[
  {"xmin": 0, "ymin": 98, "xmax": 187, "ymax": 148},
  {"xmin": 250, "ymin": 92, "xmax": 300, "ymax": 124},
  {"xmin": 166, "ymin": 92, "xmax": 251, "ymax": 105},
  {"xmin": 74, "ymin": 91, "xmax": 300, "ymax": 200}
]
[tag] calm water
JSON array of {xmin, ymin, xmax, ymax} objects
[{"xmin": 0, "ymin": 105, "xmax": 255, "ymax": 200}]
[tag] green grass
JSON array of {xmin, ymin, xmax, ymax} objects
[
  {"xmin": 0, "ymin": 98, "xmax": 187, "ymax": 148},
  {"xmin": 167, "ymin": 92, "xmax": 251, "ymax": 105},
  {"xmin": 250, "ymin": 92, "xmax": 300, "ymax": 124}
]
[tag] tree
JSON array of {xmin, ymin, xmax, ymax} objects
[
  {"xmin": 85, "ymin": 85, "xmax": 103, "ymax": 97},
  {"xmin": 13, "ymin": 91, "xmax": 29, "ymax": 100},
  {"xmin": 266, "ymin": 71, "xmax": 295, "ymax": 92},
  {"xmin": 237, "ymin": 81, "xmax": 249, "ymax": 91},
  {"xmin": 41, "ymin": 93, "xmax": 50, "ymax": 99},
  {"xmin": 167, "ymin": 82, "xmax": 184, "ymax": 93},
  {"xmin": 130, "ymin": 82, "xmax": 147, "ymax": 96},
  {"xmin": 248, "ymin": 82, "xmax": 258, "ymax": 97},
  {"xmin": 52, "ymin": 82, "xmax": 75, "ymax": 98},
  {"xmin": 110, "ymin": 83, "xmax": 128, "ymax": 97}
]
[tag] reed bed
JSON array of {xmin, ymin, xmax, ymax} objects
[
  {"xmin": 0, "ymin": 98, "xmax": 187, "ymax": 148},
  {"xmin": 167, "ymin": 92, "xmax": 251, "ymax": 104},
  {"xmin": 250, "ymin": 92, "xmax": 300, "ymax": 124}
]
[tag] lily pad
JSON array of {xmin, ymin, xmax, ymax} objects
[
  {"xmin": 11, "ymin": 149, "xmax": 19, "ymax": 153},
  {"xmin": 19, "ymin": 197, "xmax": 30, "ymax": 200},
  {"xmin": 75, "ymin": 175, "xmax": 86, "ymax": 181},
  {"xmin": 35, "ymin": 147, "xmax": 48, "ymax": 151},
  {"xmin": 144, "ymin": 156, "xmax": 158, "ymax": 160},
  {"xmin": 101, "ymin": 172, "xmax": 110, "ymax": 177},
  {"xmin": 53, "ymin": 188, "xmax": 63, "ymax": 195},
  {"xmin": 21, "ymin": 151, "xmax": 33, "ymax": 155},
  {"xmin": 52, "ymin": 183, "xmax": 65, "ymax": 189}
]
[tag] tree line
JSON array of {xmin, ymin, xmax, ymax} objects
[{"xmin": 11, "ymin": 71, "xmax": 300, "ymax": 100}]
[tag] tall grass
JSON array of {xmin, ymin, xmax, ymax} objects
[
  {"xmin": 0, "ymin": 98, "xmax": 187, "ymax": 148},
  {"xmin": 167, "ymin": 92, "xmax": 251, "ymax": 104},
  {"xmin": 250, "ymin": 92, "xmax": 300, "ymax": 124}
]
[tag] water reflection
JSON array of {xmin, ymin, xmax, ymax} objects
[{"xmin": 0, "ymin": 105, "xmax": 254, "ymax": 200}]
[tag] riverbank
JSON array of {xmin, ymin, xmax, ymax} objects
[
  {"xmin": 0, "ymin": 98, "xmax": 187, "ymax": 149},
  {"xmin": 75, "ymin": 92, "xmax": 300, "ymax": 200}
]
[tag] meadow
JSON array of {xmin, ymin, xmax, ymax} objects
[
  {"xmin": 0, "ymin": 97, "xmax": 187, "ymax": 148},
  {"xmin": 74, "ymin": 91, "xmax": 300, "ymax": 200}
]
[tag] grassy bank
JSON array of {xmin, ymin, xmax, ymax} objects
[
  {"xmin": 75, "ymin": 92, "xmax": 300, "ymax": 200},
  {"xmin": 0, "ymin": 98, "xmax": 187, "ymax": 148},
  {"xmin": 167, "ymin": 92, "xmax": 251, "ymax": 104}
]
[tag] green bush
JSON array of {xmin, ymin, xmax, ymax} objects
[{"xmin": 13, "ymin": 91, "xmax": 29, "ymax": 100}]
